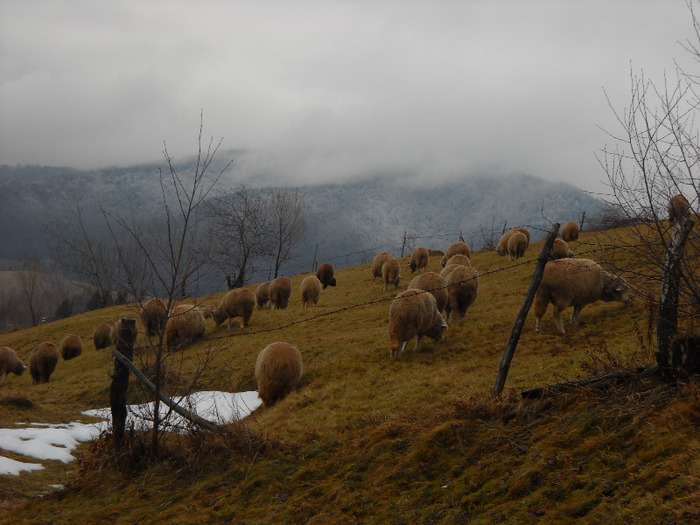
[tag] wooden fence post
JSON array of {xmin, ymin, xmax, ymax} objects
[
  {"xmin": 494, "ymin": 223, "xmax": 559, "ymax": 394},
  {"xmin": 401, "ymin": 231, "xmax": 407, "ymax": 258},
  {"xmin": 110, "ymin": 317, "xmax": 138, "ymax": 444},
  {"xmin": 656, "ymin": 215, "xmax": 695, "ymax": 380}
]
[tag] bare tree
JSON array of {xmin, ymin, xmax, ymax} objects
[
  {"xmin": 267, "ymin": 187, "xmax": 307, "ymax": 278},
  {"xmin": 597, "ymin": 1, "xmax": 700, "ymax": 350},
  {"xmin": 15, "ymin": 253, "xmax": 51, "ymax": 326},
  {"xmin": 205, "ymin": 184, "xmax": 271, "ymax": 288}
]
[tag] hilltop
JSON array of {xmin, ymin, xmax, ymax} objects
[{"xmin": 0, "ymin": 224, "xmax": 698, "ymax": 523}]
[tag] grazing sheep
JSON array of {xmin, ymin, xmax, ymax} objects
[
  {"xmin": 382, "ymin": 257, "xmax": 401, "ymax": 291},
  {"xmin": 408, "ymin": 271, "xmax": 448, "ymax": 313},
  {"xmin": 255, "ymin": 281, "xmax": 271, "ymax": 309},
  {"xmin": 141, "ymin": 298, "xmax": 168, "ymax": 337},
  {"xmin": 165, "ymin": 308, "xmax": 206, "ymax": 349},
  {"xmin": 197, "ymin": 305, "xmax": 214, "ymax": 319},
  {"xmin": 213, "ymin": 288, "xmax": 256, "ymax": 329},
  {"xmin": 269, "ymin": 276, "xmax": 292, "ymax": 309},
  {"xmin": 92, "ymin": 322, "xmax": 113, "ymax": 350},
  {"xmin": 496, "ymin": 230, "xmax": 515, "ymax": 256},
  {"xmin": 550, "ymin": 238, "xmax": 574, "ymax": 260},
  {"xmin": 255, "ymin": 342, "xmax": 303, "ymax": 407},
  {"xmin": 372, "ymin": 252, "xmax": 393, "ymax": 278},
  {"xmin": 439, "ymin": 263, "xmax": 460, "ymax": 279},
  {"xmin": 409, "ymin": 247, "xmax": 429, "ymax": 273},
  {"xmin": 29, "ymin": 342, "xmax": 60, "ymax": 384},
  {"xmin": 300, "ymin": 275, "xmax": 322, "ymax": 308},
  {"xmin": 316, "ymin": 263, "xmax": 337, "ymax": 289},
  {"xmin": 515, "ymin": 228, "xmax": 531, "ymax": 245},
  {"xmin": 534, "ymin": 258, "xmax": 630, "ymax": 334},
  {"xmin": 59, "ymin": 333, "xmax": 83, "ymax": 361},
  {"xmin": 440, "ymin": 242, "xmax": 470, "ymax": 267},
  {"xmin": 561, "ymin": 222, "xmax": 580, "ymax": 242},
  {"xmin": 445, "ymin": 254, "xmax": 471, "ymax": 267},
  {"xmin": 444, "ymin": 264, "xmax": 479, "ymax": 322},
  {"xmin": 0, "ymin": 346, "xmax": 26, "ymax": 384},
  {"xmin": 668, "ymin": 194, "xmax": 691, "ymax": 224},
  {"xmin": 172, "ymin": 303, "xmax": 196, "ymax": 316},
  {"xmin": 388, "ymin": 289, "xmax": 447, "ymax": 359},
  {"xmin": 507, "ymin": 231, "xmax": 528, "ymax": 261}
]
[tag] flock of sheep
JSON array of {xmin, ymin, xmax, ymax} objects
[{"xmin": 7, "ymin": 192, "xmax": 694, "ymax": 406}]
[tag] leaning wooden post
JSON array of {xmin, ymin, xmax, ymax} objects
[
  {"xmin": 656, "ymin": 215, "xmax": 694, "ymax": 380},
  {"xmin": 110, "ymin": 317, "xmax": 138, "ymax": 444},
  {"xmin": 494, "ymin": 223, "xmax": 559, "ymax": 394}
]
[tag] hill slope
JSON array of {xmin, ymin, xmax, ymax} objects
[{"xmin": 1, "ymin": 224, "xmax": 698, "ymax": 523}]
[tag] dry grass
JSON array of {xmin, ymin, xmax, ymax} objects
[{"xmin": 1, "ymin": 226, "xmax": 699, "ymax": 523}]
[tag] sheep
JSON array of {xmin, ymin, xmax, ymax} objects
[
  {"xmin": 300, "ymin": 275, "xmax": 322, "ymax": 308},
  {"xmin": 561, "ymin": 221, "xmax": 580, "ymax": 242},
  {"xmin": 316, "ymin": 263, "xmax": 337, "ymax": 289},
  {"xmin": 381, "ymin": 257, "xmax": 401, "ymax": 291},
  {"xmin": 165, "ymin": 308, "xmax": 206, "ymax": 349},
  {"xmin": 409, "ymin": 247, "xmax": 429, "ymax": 273},
  {"xmin": 668, "ymin": 194, "xmax": 691, "ymax": 224},
  {"xmin": 0, "ymin": 346, "xmax": 26, "ymax": 384},
  {"xmin": 59, "ymin": 333, "xmax": 83, "ymax": 361},
  {"xmin": 507, "ymin": 231, "xmax": 528, "ymax": 261},
  {"xmin": 92, "ymin": 322, "xmax": 113, "ymax": 350},
  {"xmin": 212, "ymin": 288, "xmax": 256, "ymax": 329},
  {"xmin": 371, "ymin": 252, "xmax": 393, "ymax": 278},
  {"xmin": 496, "ymin": 230, "xmax": 515, "ymax": 256},
  {"xmin": 29, "ymin": 342, "xmax": 60, "ymax": 384},
  {"xmin": 445, "ymin": 254, "xmax": 471, "ymax": 267},
  {"xmin": 515, "ymin": 228, "xmax": 531, "ymax": 245},
  {"xmin": 141, "ymin": 298, "xmax": 168, "ymax": 337},
  {"xmin": 408, "ymin": 271, "xmax": 448, "ymax": 313},
  {"xmin": 255, "ymin": 342, "xmax": 303, "ymax": 407},
  {"xmin": 533, "ymin": 258, "xmax": 630, "ymax": 334},
  {"xmin": 440, "ymin": 242, "xmax": 470, "ymax": 267},
  {"xmin": 444, "ymin": 264, "xmax": 479, "ymax": 322},
  {"xmin": 269, "ymin": 276, "xmax": 292, "ymax": 309},
  {"xmin": 255, "ymin": 281, "xmax": 271, "ymax": 309},
  {"xmin": 550, "ymin": 238, "xmax": 574, "ymax": 260},
  {"xmin": 388, "ymin": 289, "xmax": 447, "ymax": 359}
]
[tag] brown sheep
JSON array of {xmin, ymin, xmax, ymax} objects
[
  {"xmin": 507, "ymin": 231, "xmax": 528, "ymax": 261},
  {"xmin": 444, "ymin": 264, "xmax": 479, "ymax": 322},
  {"xmin": 316, "ymin": 263, "xmax": 337, "ymax": 289},
  {"xmin": 165, "ymin": 308, "xmax": 206, "ymax": 349},
  {"xmin": 29, "ymin": 342, "xmax": 60, "ymax": 384},
  {"xmin": 440, "ymin": 242, "xmax": 470, "ymax": 267},
  {"xmin": 269, "ymin": 276, "xmax": 292, "ymax": 309},
  {"xmin": 668, "ymin": 194, "xmax": 691, "ymax": 224},
  {"xmin": 300, "ymin": 275, "xmax": 322, "ymax": 308},
  {"xmin": 409, "ymin": 247, "xmax": 429, "ymax": 273},
  {"xmin": 371, "ymin": 252, "xmax": 393, "ymax": 278},
  {"xmin": 0, "ymin": 346, "xmax": 26, "ymax": 384},
  {"xmin": 408, "ymin": 271, "xmax": 448, "ymax": 313},
  {"xmin": 550, "ymin": 238, "xmax": 574, "ymax": 260},
  {"xmin": 255, "ymin": 281, "xmax": 271, "ymax": 309},
  {"xmin": 92, "ymin": 322, "xmax": 113, "ymax": 350},
  {"xmin": 496, "ymin": 230, "xmax": 516, "ymax": 256},
  {"xmin": 515, "ymin": 228, "xmax": 531, "ymax": 245},
  {"xmin": 59, "ymin": 333, "xmax": 83, "ymax": 361},
  {"xmin": 445, "ymin": 254, "xmax": 471, "ymax": 267},
  {"xmin": 255, "ymin": 342, "xmax": 303, "ymax": 407},
  {"xmin": 388, "ymin": 289, "xmax": 447, "ymax": 359},
  {"xmin": 381, "ymin": 257, "xmax": 401, "ymax": 291},
  {"xmin": 561, "ymin": 222, "xmax": 580, "ymax": 242},
  {"xmin": 534, "ymin": 258, "xmax": 630, "ymax": 334},
  {"xmin": 213, "ymin": 288, "xmax": 256, "ymax": 329},
  {"xmin": 141, "ymin": 298, "xmax": 168, "ymax": 337}
]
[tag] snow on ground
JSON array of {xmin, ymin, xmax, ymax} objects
[{"xmin": 0, "ymin": 390, "xmax": 262, "ymax": 476}]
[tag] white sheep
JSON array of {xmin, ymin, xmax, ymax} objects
[
  {"xmin": 269, "ymin": 276, "xmax": 292, "ymax": 309},
  {"xmin": 561, "ymin": 222, "xmax": 580, "ymax": 242},
  {"xmin": 550, "ymin": 238, "xmax": 574, "ymax": 260},
  {"xmin": 382, "ymin": 257, "xmax": 401, "ymax": 291},
  {"xmin": 507, "ymin": 231, "xmax": 528, "ymax": 261},
  {"xmin": 444, "ymin": 254, "xmax": 471, "ymax": 267},
  {"xmin": 440, "ymin": 242, "xmax": 470, "ymax": 267},
  {"xmin": 388, "ymin": 289, "xmax": 447, "ymax": 359},
  {"xmin": 409, "ymin": 247, "xmax": 429, "ymax": 273},
  {"xmin": 255, "ymin": 281, "xmax": 271, "ymax": 309},
  {"xmin": 0, "ymin": 346, "xmax": 26, "ymax": 384},
  {"xmin": 534, "ymin": 258, "xmax": 630, "ymax": 334},
  {"xmin": 443, "ymin": 264, "xmax": 479, "ymax": 322},
  {"xmin": 371, "ymin": 252, "xmax": 393, "ymax": 279},
  {"xmin": 407, "ymin": 271, "xmax": 448, "ymax": 313},
  {"xmin": 300, "ymin": 275, "xmax": 322, "ymax": 308},
  {"xmin": 213, "ymin": 288, "xmax": 256, "ymax": 329}
]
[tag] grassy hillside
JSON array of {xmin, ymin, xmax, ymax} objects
[{"xmin": 1, "ymin": 226, "xmax": 699, "ymax": 524}]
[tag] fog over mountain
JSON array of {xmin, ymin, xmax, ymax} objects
[{"xmin": 0, "ymin": 159, "xmax": 604, "ymax": 288}]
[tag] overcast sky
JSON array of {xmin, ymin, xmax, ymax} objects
[{"xmin": 0, "ymin": 1, "xmax": 696, "ymax": 193}]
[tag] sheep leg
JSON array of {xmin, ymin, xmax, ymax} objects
[
  {"xmin": 553, "ymin": 306, "xmax": 566, "ymax": 334},
  {"xmin": 535, "ymin": 316, "xmax": 542, "ymax": 333},
  {"xmin": 570, "ymin": 305, "xmax": 583, "ymax": 324},
  {"xmin": 398, "ymin": 341, "xmax": 408, "ymax": 359},
  {"xmin": 413, "ymin": 336, "xmax": 423, "ymax": 352}
]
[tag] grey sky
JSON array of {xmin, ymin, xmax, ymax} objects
[{"xmin": 0, "ymin": 1, "xmax": 695, "ymax": 193}]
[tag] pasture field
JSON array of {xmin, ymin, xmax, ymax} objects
[{"xmin": 1, "ymin": 226, "xmax": 699, "ymax": 524}]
